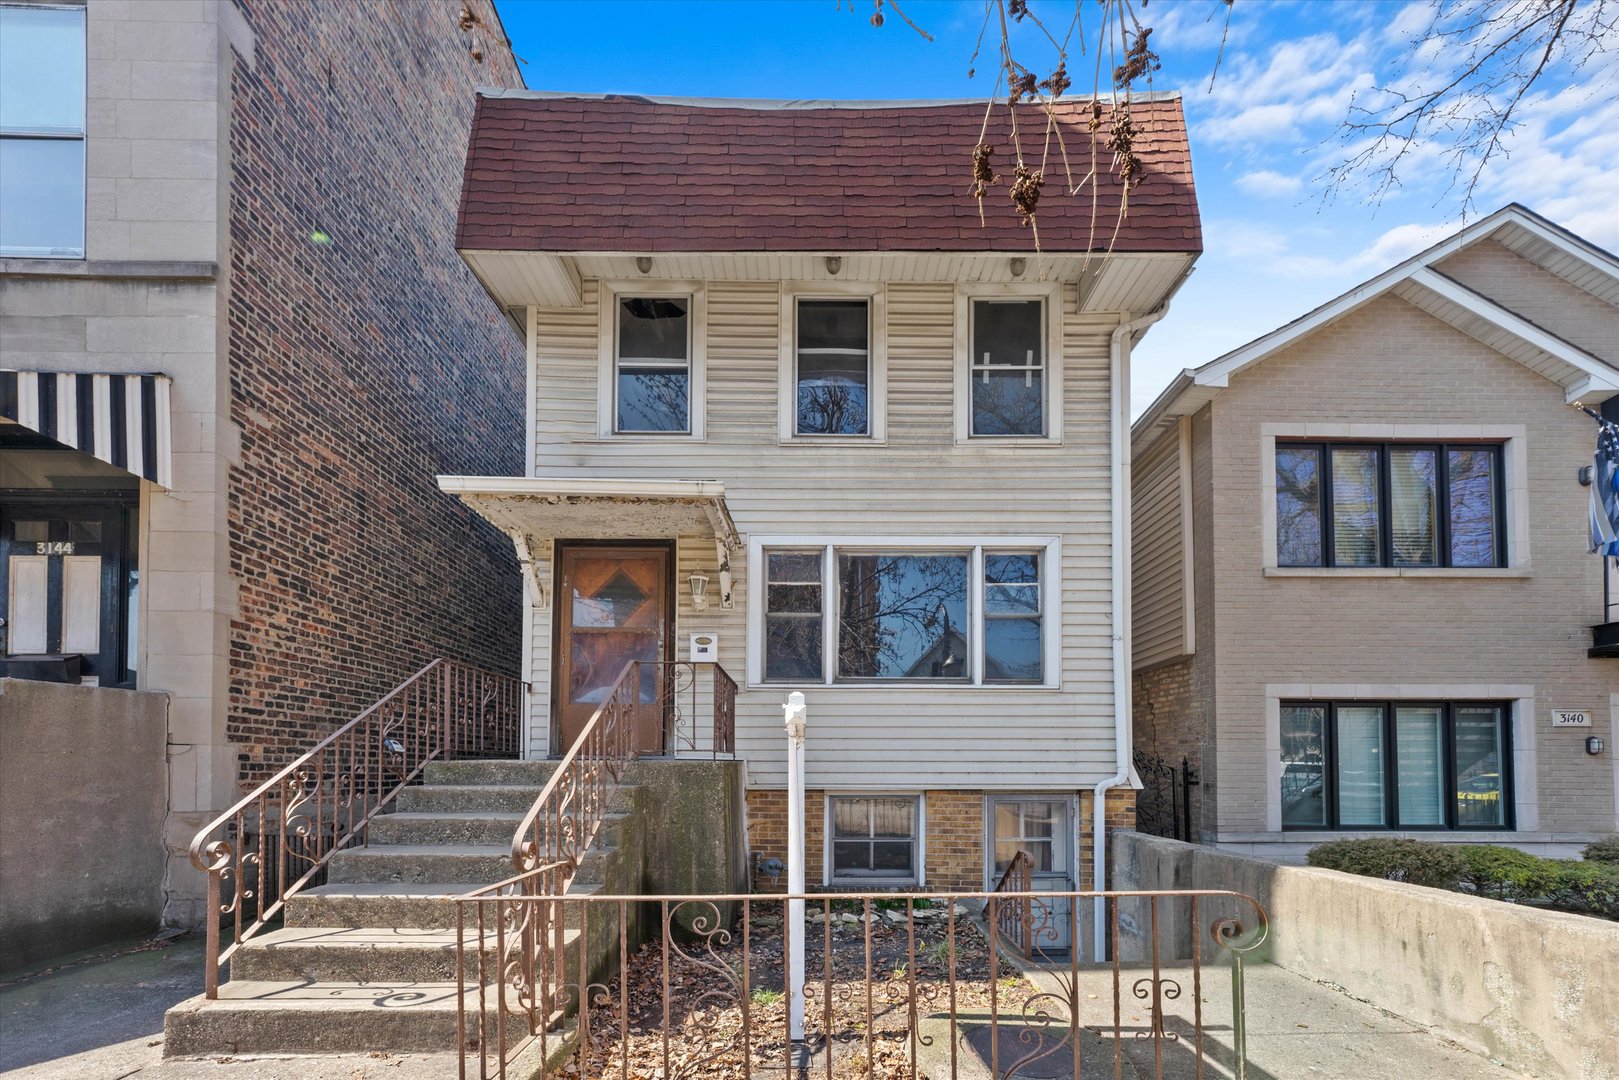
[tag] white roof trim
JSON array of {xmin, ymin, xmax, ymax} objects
[
  {"xmin": 437, "ymin": 475, "xmax": 727, "ymax": 500},
  {"xmin": 437, "ymin": 474, "xmax": 740, "ymax": 550},
  {"xmin": 1132, "ymin": 204, "xmax": 1619, "ymax": 445}
]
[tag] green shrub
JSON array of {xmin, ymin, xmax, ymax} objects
[
  {"xmin": 1549, "ymin": 861, "xmax": 1619, "ymax": 919},
  {"xmin": 1582, "ymin": 836, "xmax": 1619, "ymax": 865},
  {"xmin": 1306, "ymin": 838, "xmax": 1466, "ymax": 890},
  {"xmin": 1458, "ymin": 845, "xmax": 1559, "ymax": 902}
]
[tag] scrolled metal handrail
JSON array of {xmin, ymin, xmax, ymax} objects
[{"xmin": 188, "ymin": 657, "xmax": 521, "ymax": 998}]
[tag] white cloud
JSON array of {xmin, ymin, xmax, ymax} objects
[
  {"xmin": 1195, "ymin": 32, "xmax": 1377, "ymax": 146},
  {"xmin": 1383, "ymin": 2, "xmax": 1433, "ymax": 44},
  {"xmin": 1236, "ymin": 169, "xmax": 1304, "ymax": 198}
]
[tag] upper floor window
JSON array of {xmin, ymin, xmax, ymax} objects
[
  {"xmin": 0, "ymin": 3, "xmax": 86, "ymax": 258},
  {"xmin": 970, "ymin": 299, "xmax": 1045, "ymax": 437},
  {"xmin": 1276, "ymin": 442, "xmax": 1504, "ymax": 569},
  {"xmin": 615, "ymin": 296, "xmax": 690, "ymax": 433},
  {"xmin": 795, "ymin": 299, "xmax": 870, "ymax": 436},
  {"xmin": 1281, "ymin": 700, "xmax": 1510, "ymax": 831}
]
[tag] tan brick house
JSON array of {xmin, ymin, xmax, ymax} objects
[
  {"xmin": 1131, "ymin": 204, "xmax": 1619, "ymax": 859},
  {"xmin": 0, "ymin": 0, "xmax": 524, "ymax": 961}
]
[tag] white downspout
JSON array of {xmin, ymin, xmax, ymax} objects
[{"xmin": 1094, "ymin": 303, "xmax": 1169, "ymax": 960}]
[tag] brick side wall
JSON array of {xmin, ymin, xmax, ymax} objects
[
  {"xmin": 224, "ymin": 0, "xmax": 524, "ymax": 781},
  {"xmin": 1131, "ymin": 656, "xmax": 1201, "ymax": 841}
]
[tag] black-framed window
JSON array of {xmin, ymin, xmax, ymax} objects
[
  {"xmin": 615, "ymin": 296, "xmax": 691, "ymax": 433},
  {"xmin": 829, "ymin": 795, "xmax": 918, "ymax": 884},
  {"xmin": 1280, "ymin": 701, "xmax": 1512, "ymax": 831},
  {"xmin": 969, "ymin": 299, "xmax": 1046, "ymax": 436},
  {"xmin": 795, "ymin": 299, "xmax": 871, "ymax": 436},
  {"xmin": 1276, "ymin": 442, "xmax": 1504, "ymax": 568}
]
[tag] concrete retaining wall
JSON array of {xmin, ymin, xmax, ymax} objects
[
  {"xmin": 0, "ymin": 680, "xmax": 169, "ymax": 971},
  {"xmin": 1112, "ymin": 831, "xmax": 1619, "ymax": 1080}
]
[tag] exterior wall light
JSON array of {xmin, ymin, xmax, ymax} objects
[
  {"xmin": 1587, "ymin": 736, "xmax": 1605, "ymax": 756},
  {"xmin": 636, "ymin": 256, "xmax": 653, "ymax": 274},
  {"xmin": 1009, "ymin": 257, "xmax": 1027, "ymax": 277},
  {"xmin": 825, "ymin": 256, "xmax": 842, "ymax": 276},
  {"xmin": 689, "ymin": 573, "xmax": 710, "ymax": 611}
]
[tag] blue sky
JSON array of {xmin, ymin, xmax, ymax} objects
[{"xmin": 492, "ymin": 0, "xmax": 1619, "ymax": 417}]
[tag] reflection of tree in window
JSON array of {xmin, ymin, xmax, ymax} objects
[
  {"xmin": 837, "ymin": 553, "xmax": 968, "ymax": 679},
  {"xmin": 971, "ymin": 300, "xmax": 1044, "ymax": 437},
  {"xmin": 1276, "ymin": 446, "xmax": 1322, "ymax": 566},
  {"xmin": 616, "ymin": 296, "xmax": 689, "ymax": 433},
  {"xmin": 796, "ymin": 300, "xmax": 869, "ymax": 435},
  {"xmin": 1447, "ymin": 449, "xmax": 1498, "ymax": 567}
]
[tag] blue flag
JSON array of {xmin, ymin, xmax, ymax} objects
[{"xmin": 1591, "ymin": 413, "xmax": 1619, "ymax": 557}]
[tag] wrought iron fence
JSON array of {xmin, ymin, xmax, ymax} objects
[
  {"xmin": 1134, "ymin": 749, "xmax": 1199, "ymax": 842},
  {"xmin": 189, "ymin": 658, "xmax": 521, "ymax": 997},
  {"xmin": 456, "ymin": 872, "xmax": 1269, "ymax": 1080}
]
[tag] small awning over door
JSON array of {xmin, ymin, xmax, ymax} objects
[
  {"xmin": 436, "ymin": 475, "xmax": 739, "ymax": 549},
  {"xmin": 1, "ymin": 370, "xmax": 173, "ymax": 488}
]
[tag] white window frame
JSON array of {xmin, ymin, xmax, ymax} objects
[
  {"xmin": 954, "ymin": 284, "xmax": 1064, "ymax": 444},
  {"xmin": 1259, "ymin": 424, "xmax": 1529, "ymax": 576},
  {"xmin": 596, "ymin": 281, "xmax": 706, "ymax": 439},
  {"xmin": 824, "ymin": 793, "xmax": 925, "ymax": 887},
  {"xmin": 0, "ymin": 2, "xmax": 87, "ymax": 259},
  {"xmin": 778, "ymin": 283, "xmax": 886, "ymax": 444},
  {"xmin": 746, "ymin": 535, "xmax": 1060, "ymax": 689}
]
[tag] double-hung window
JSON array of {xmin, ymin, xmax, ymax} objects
[
  {"xmin": 758, "ymin": 543, "xmax": 1050, "ymax": 686},
  {"xmin": 1275, "ymin": 442, "xmax": 1504, "ymax": 568},
  {"xmin": 828, "ymin": 795, "xmax": 919, "ymax": 884},
  {"xmin": 795, "ymin": 299, "xmax": 871, "ymax": 436},
  {"xmin": 614, "ymin": 295, "xmax": 691, "ymax": 434},
  {"xmin": 969, "ymin": 299, "xmax": 1046, "ymax": 437},
  {"xmin": 0, "ymin": 4, "xmax": 87, "ymax": 258},
  {"xmin": 1280, "ymin": 700, "xmax": 1511, "ymax": 830}
]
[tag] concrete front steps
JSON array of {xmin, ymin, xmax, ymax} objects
[{"xmin": 164, "ymin": 758, "xmax": 626, "ymax": 1059}]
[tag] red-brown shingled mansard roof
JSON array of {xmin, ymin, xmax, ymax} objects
[{"xmin": 456, "ymin": 92, "xmax": 1200, "ymax": 256}]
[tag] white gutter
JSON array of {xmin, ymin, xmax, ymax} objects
[{"xmin": 1094, "ymin": 303, "xmax": 1170, "ymax": 960}]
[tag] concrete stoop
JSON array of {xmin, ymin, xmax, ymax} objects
[
  {"xmin": 163, "ymin": 756, "xmax": 747, "ymax": 1065},
  {"xmin": 163, "ymin": 759, "xmax": 584, "ymax": 1059}
]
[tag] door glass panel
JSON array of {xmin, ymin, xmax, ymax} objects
[
  {"xmin": 1395, "ymin": 706, "xmax": 1445, "ymax": 826},
  {"xmin": 572, "ymin": 568, "xmax": 654, "ymax": 629},
  {"xmin": 7, "ymin": 555, "xmax": 48, "ymax": 653},
  {"xmin": 568, "ymin": 632, "xmax": 659, "ymax": 705},
  {"xmin": 60, "ymin": 555, "xmax": 101, "ymax": 654},
  {"xmin": 1336, "ymin": 705, "xmax": 1387, "ymax": 826},
  {"xmin": 1454, "ymin": 705, "xmax": 1506, "ymax": 827}
]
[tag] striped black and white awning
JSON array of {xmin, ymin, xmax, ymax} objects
[{"xmin": 1, "ymin": 370, "xmax": 173, "ymax": 488}]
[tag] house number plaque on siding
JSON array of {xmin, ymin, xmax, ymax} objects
[
  {"xmin": 33, "ymin": 541, "xmax": 75, "ymax": 555},
  {"xmin": 1551, "ymin": 710, "xmax": 1591, "ymax": 727}
]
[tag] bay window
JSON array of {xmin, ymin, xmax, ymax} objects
[
  {"xmin": 0, "ymin": 4, "xmax": 86, "ymax": 258},
  {"xmin": 758, "ymin": 541, "xmax": 1051, "ymax": 686},
  {"xmin": 1280, "ymin": 700, "xmax": 1511, "ymax": 830},
  {"xmin": 1276, "ymin": 441, "xmax": 1504, "ymax": 568}
]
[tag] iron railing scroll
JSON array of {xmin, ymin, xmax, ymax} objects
[
  {"xmin": 189, "ymin": 658, "xmax": 521, "ymax": 998},
  {"xmin": 456, "ymin": 877, "xmax": 1270, "ymax": 1080},
  {"xmin": 644, "ymin": 660, "xmax": 737, "ymax": 757},
  {"xmin": 1134, "ymin": 749, "xmax": 1200, "ymax": 842}
]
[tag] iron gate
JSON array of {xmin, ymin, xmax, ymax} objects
[{"xmin": 1133, "ymin": 749, "xmax": 1198, "ymax": 842}]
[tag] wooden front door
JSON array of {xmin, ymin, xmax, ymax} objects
[{"xmin": 555, "ymin": 544, "xmax": 671, "ymax": 756}]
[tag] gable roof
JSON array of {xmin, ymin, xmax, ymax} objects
[
  {"xmin": 1132, "ymin": 203, "xmax": 1619, "ymax": 453},
  {"xmin": 456, "ymin": 91, "xmax": 1200, "ymax": 256}
]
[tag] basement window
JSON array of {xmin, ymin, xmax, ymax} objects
[{"xmin": 828, "ymin": 795, "xmax": 919, "ymax": 885}]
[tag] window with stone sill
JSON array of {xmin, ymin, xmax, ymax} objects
[{"xmin": 0, "ymin": 4, "xmax": 86, "ymax": 258}]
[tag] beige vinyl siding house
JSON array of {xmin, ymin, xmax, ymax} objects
[
  {"xmin": 1131, "ymin": 204, "xmax": 1619, "ymax": 859},
  {"xmin": 440, "ymin": 90, "xmax": 1204, "ymax": 905}
]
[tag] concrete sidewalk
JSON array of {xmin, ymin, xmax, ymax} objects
[
  {"xmin": 0, "ymin": 934, "xmax": 456, "ymax": 1079},
  {"xmin": 1012, "ymin": 960, "xmax": 1531, "ymax": 1080},
  {"xmin": 1, "ymin": 933, "xmax": 1533, "ymax": 1079}
]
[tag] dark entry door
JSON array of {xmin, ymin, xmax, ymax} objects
[
  {"xmin": 555, "ymin": 544, "xmax": 670, "ymax": 756},
  {"xmin": 0, "ymin": 501, "xmax": 133, "ymax": 685}
]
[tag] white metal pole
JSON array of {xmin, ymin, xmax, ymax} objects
[{"xmin": 784, "ymin": 690, "xmax": 807, "ymax": 1041}]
